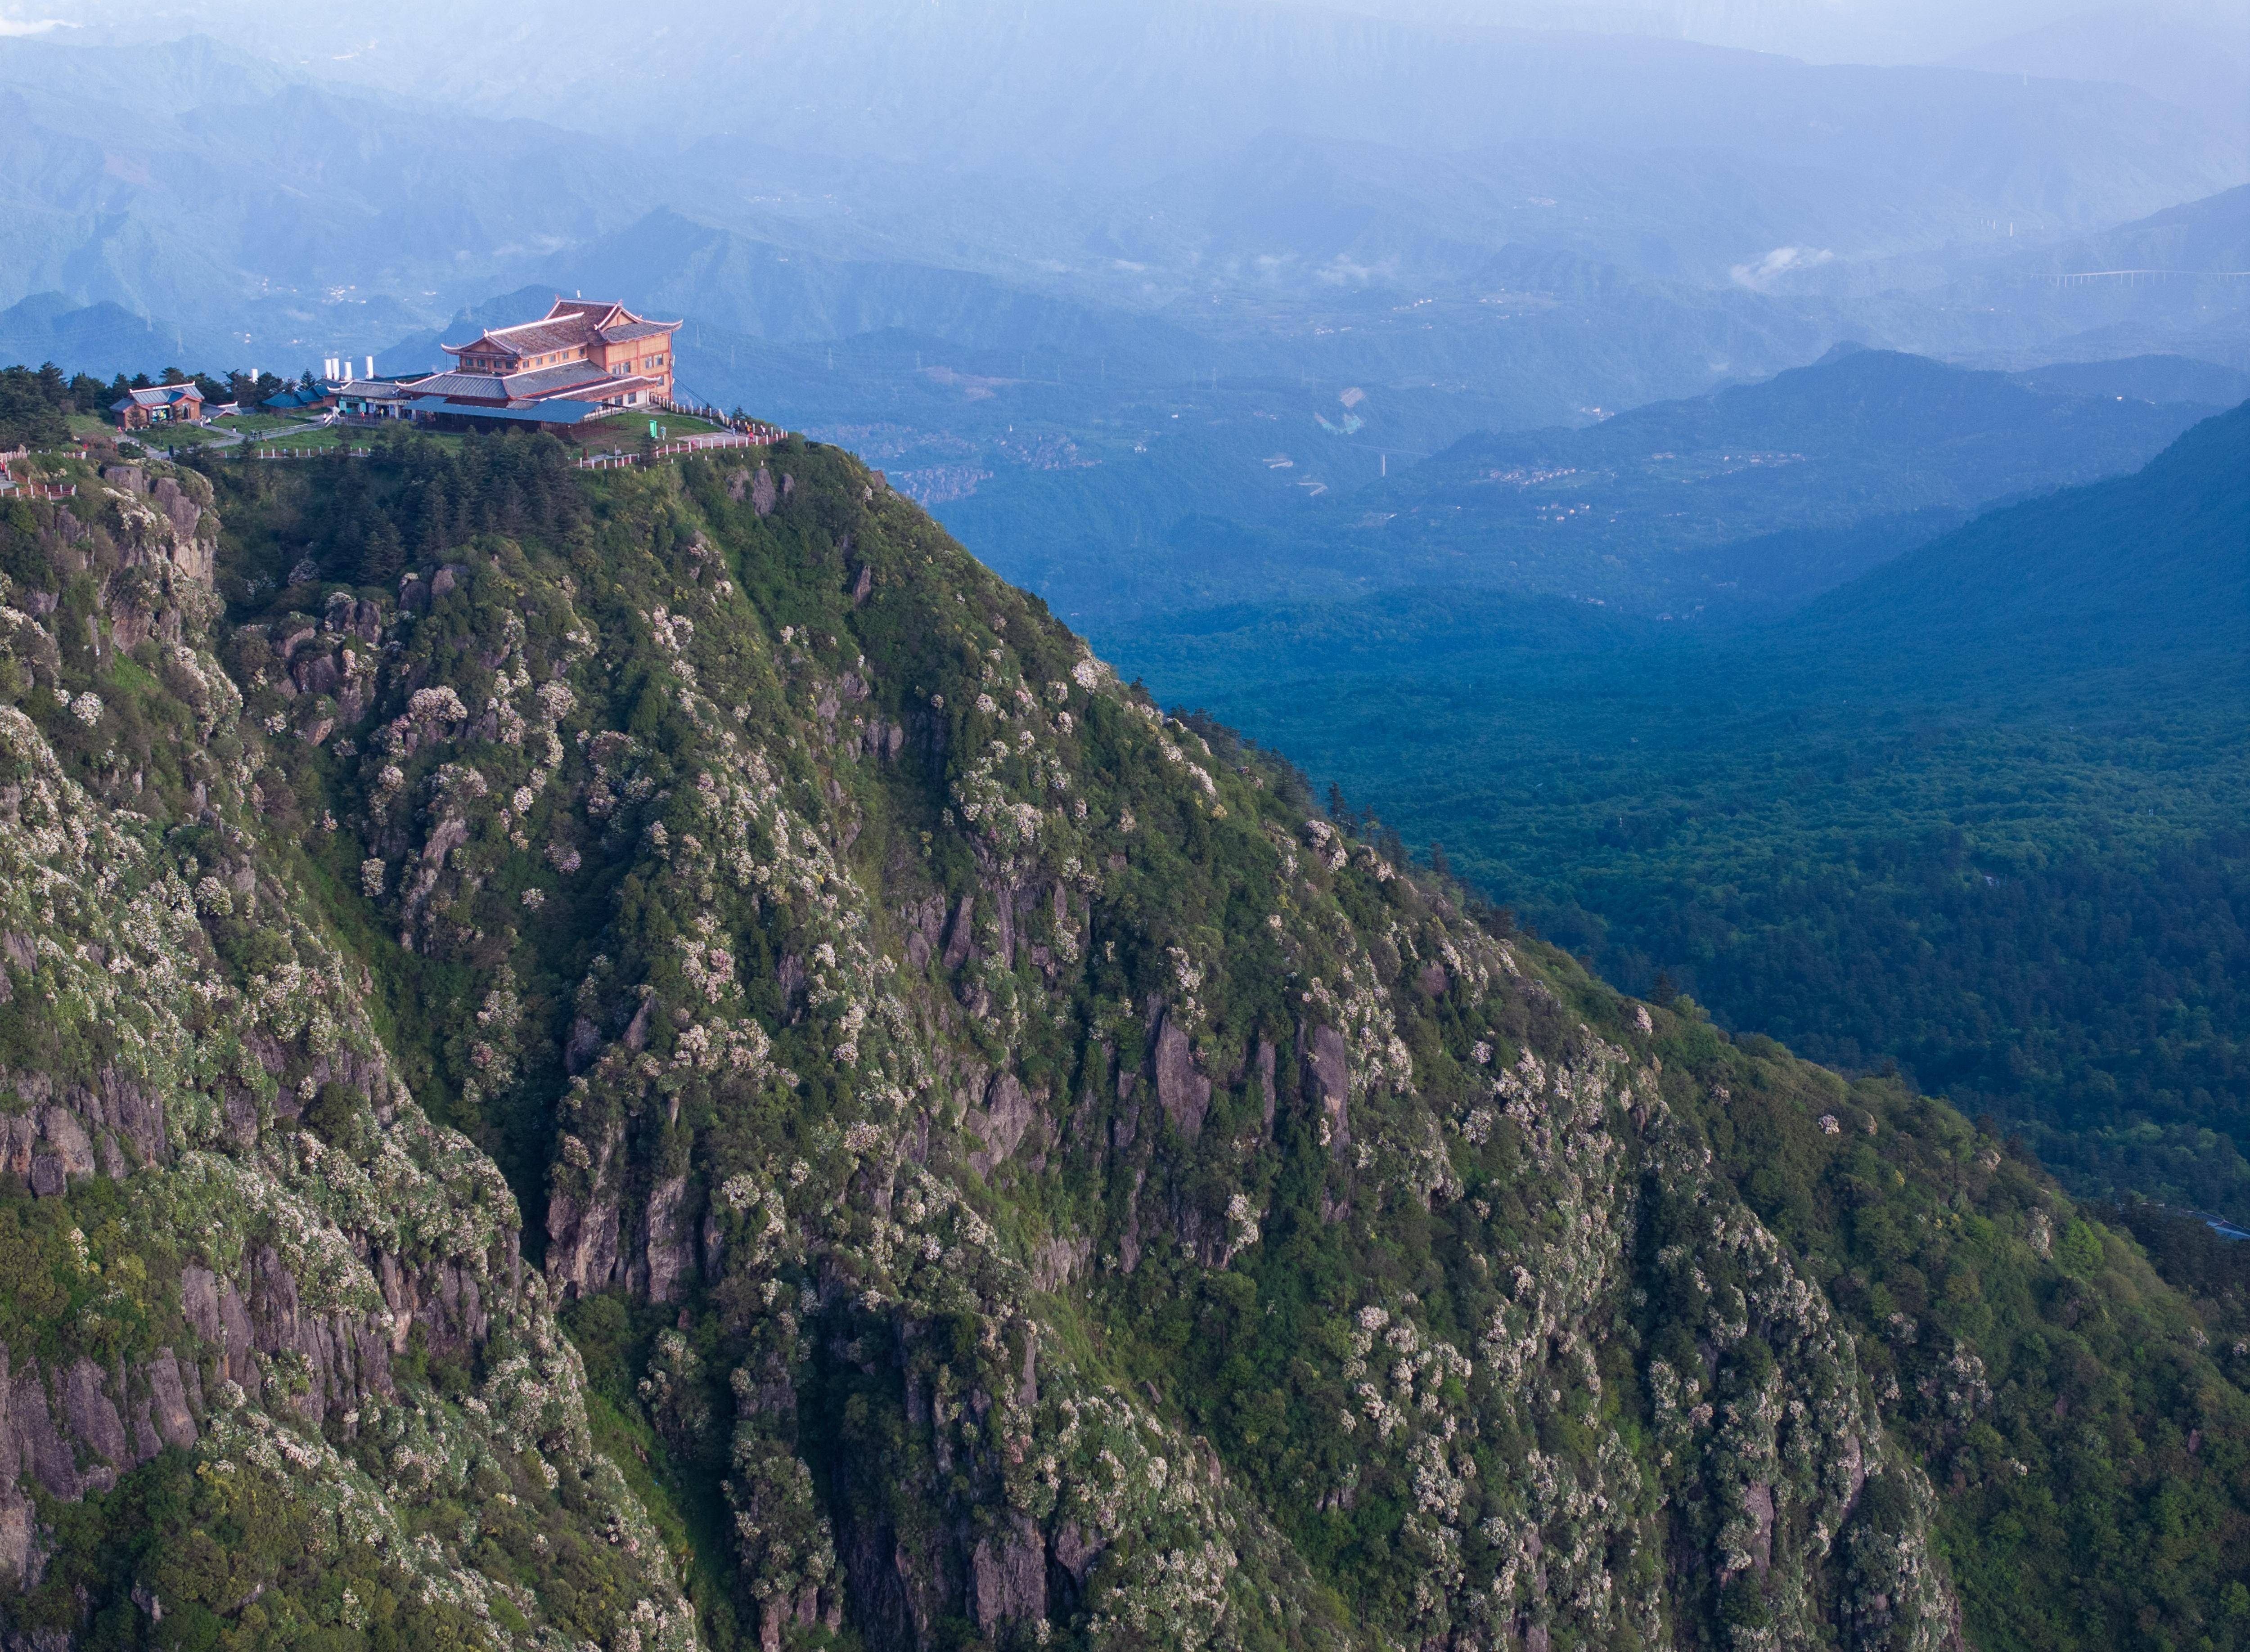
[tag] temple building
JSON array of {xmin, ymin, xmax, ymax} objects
[{"xmin": 398, "ymin": 298, "xmax": 682, "ymax": 426}]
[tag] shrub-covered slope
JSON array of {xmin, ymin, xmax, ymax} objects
[
  {"xmin": 0, "ymin": 458, "xmax": 698, "ymax": 1652},
  {"xmin": 1, "ymin": 434, "xmax": 2245, "ymax": 1652}
]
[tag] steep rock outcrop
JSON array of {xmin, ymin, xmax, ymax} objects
[{"xmin": 0, "ymin": 471, "xmax": 694, "ymax": 1652}]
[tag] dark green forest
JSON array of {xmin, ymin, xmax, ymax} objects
[{"xmin": 1116, "ymin": 404, "xmax": 2250, "ymax": 1218}]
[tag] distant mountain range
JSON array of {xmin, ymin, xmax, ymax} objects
[
  {"xmin": 1947, "ymin": 1, "xmax": 2250, "ymax": 146},
  {"xmin": 3, "ymin": 17, "xmax": 2244, "ymax": 701},
  {"xmin": 992, "ymin": 343, "xmax": 2237, "ymax": 629},
  {"xmin": 1781, "ymin": 397, "xmax": 2250, "ymax": 696},
  {"xmin": 0, "ymin": 17, "xmax": 2243, "ymax": 378}
]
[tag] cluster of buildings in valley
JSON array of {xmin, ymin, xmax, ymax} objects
[{"xmin": 111, "ymin": 297, "xmax": 684, "ymax": 432}]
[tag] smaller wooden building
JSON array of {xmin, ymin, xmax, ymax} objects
[{"xmin": 111, "ymin": 384, "xmax": 205, "ymax": 430}]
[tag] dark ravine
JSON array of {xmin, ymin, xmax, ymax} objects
[{"xmin": 0, "ymin": 429, "xmax": 2241, "ymax": 1652}]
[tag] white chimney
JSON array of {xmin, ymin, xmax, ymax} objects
[{"xmin": 366, "ymin": 355, "xmax": 375, "ymax": 379}]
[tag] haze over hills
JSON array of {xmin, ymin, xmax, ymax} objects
[
  {"xmin": 946, "ymin": 344, "xmax": 2232, "ymax": 628},
  {"xmin": 1946, "ymin": 1, "xmax": 2250, "ymax": 146},
  {"xmin": 40, "ymin": 0, "xmax": 2228, "ymax": 69},
  {"xmin": 1, "ymin": 8, "xmax": 2244, "ymax": 364}
]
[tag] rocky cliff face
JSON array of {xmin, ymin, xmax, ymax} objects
[
  {"xmin": 0, "ymin": 461, "xmax": 694, "ymax": 1652},
  {"xmin": 0, "ymin": 435, "xmax": 2239, "ymax": 1652}
]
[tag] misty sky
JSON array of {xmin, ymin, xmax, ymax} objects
[{"xmin": 4, "ymin": 0, "xmax": 2241, "ymax": 69}]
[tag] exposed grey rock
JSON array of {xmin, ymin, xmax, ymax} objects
[
  {"xmin": 1746, "ymin": 1480, "xmax": 1777, "ymax": 1572},
  {"xmin": 644, "ymin": 1175, "xmax": 695, "ymax": 1304},
  {"xmin": 1256, "ymin": 1037, "xmax": 1278, "ymax": 1133},
  {"xmin": 36, "ymin": 1105, "xmax": 92, "ymax": 1179},
  {"xmin": 291, "ymin": 650, "xmax": 341, "ymax": 697},
  {"xmin": 1305, "ymin": 1022, "xmax": 1351, "ymax": 1155},
  {"xmin": 548, "ymin": 1123, "xmax": 625, "ymax": 1299},
  {"xmin": 6, "ymin": 1357, "xmax": 83, "ymax": 1500},
  {"xmin": 968, "ymin": 1073, "xmax": 1037, "ymax": 1173},
  {"xmin": 0, "ymin": 1112, "xmax": 30, "ymax": 1177},
  {"xmin": 970, "ymin": 1513, "xmax": 1045, "ymax": 1633},
  {"xmin": 146, "ymin": 1351, "xmax": 197, "ymax": 1450},
  {"xmin": 1030, "ymin": 1235, "xmax": 1091, "ymax": 1293},
  {"xmin": 61, "ymin": 1358, "xmax": 127, "ymax": 1484},
  {"xmin": 1052, "ymin": 1521, "xmax": 1098, "ymax": 1584},
  {"xmin": 151, "ymin": 476, "xmax": 202, "ymax": 540},
  {"xmin": 565, "ymin": 1014, "xmax": 604, "ymax": 1074},
  {"xmin": 940, "ymin": 893, "xmax": 976, "ymax": 970}
]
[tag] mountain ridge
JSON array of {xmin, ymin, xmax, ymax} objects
[{"xmin": 0, "ymin": 420, "xmax": 2238, "ymax": 1650}]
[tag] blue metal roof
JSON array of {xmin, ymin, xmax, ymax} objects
[{"xmin": 419, "ymin": 399, "xmax": 607, "ymax": 425}]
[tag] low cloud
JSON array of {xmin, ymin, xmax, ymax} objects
[{"xmin": 1730, "ymin": 245, "xmax": 1836, "ymax": 289}]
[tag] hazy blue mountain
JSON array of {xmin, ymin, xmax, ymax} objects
[
  {"xmin": 2015, "ymin": 181, "xmax": 2250, "ymax": 274},
  {"xmin": 1035, "ymin": 345, "xmax": 2226, "ymax": 630},
  {"xmin": 79, "ymin": 1, "xmax": 2243, "ymax": 224},
  {"xmin": 0, "ymin": 30, "xmax": 291, "ymax": 113},
  {"xmin": 2, "ymin": 14, "xmax": 2243, "ymax": 389},
  {"xmin": 1780, "ymin": 398, "xmax": 2250, "ymax": 694},
  {"xmin": 1868, "ymin": 184, "xmax": 2250, "ymax": 365},
  {"xmin": 0, "ymin": 292, "xmax": 178, "ymax": 377},
  {"xmin": 529, "ymin": 211, "xmax": 1212, "ymax": 370},
  {"xmin": 1946, "ymin": 1, "xmax": 2250, "ymax": 145},
  {"xmin": 2009, "ymin": 351, "xmax": 2250, "ymax": 403},
  {"xmin": 0, "ymin": 35, "xmax": 667, "ymax": 361}
]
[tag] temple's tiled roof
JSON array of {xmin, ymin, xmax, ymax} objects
[
  {"xmin": 455, "ymin": 318, "xmax": 595, "ymax": 357},
  {"xmin": 500, "ymin": 362, "xmax": 618, "ymax": 398},
  {"xmin": 597, "ymin": 320, "xmax": 677, "ymax": 344},
  {"xmin": 442, "ymin": 299, "xmax": 680, "ymax": 362},
  {"xmin": 402, "ymin": 372, "xmax": 509, "ymax": 400}
]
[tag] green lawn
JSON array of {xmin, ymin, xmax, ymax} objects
[
  {"xmin": 580, "ymin": 410, "xmax": 729, "ymax": 443},
  {"xmin": 221, "ymin": 412, "xmax": 326, "ymax": 436},
  {"xmin": 236, "ymin": 425, "xmax": 358, "ymax": 454},
  {"xmin": 134, "ymin": 422, "xmax": 231, "ymax": 448}
]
